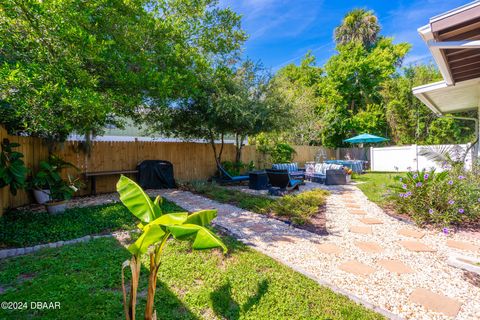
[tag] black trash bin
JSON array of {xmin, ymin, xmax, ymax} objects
[{"xmin": 137, "ymin": 160, "xmax": 176, "ymax": 189}]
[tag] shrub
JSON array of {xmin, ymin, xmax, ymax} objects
[
  {"xmin": 390, "ymin": 166, "xmax": 480, "ymax": 226},
  {"xmin": 221, "ymin": 160, "xmax": 254, "ymax": 176},
  {"xmin": 269, "ymin": 189, "xmax": 329, "ymax": 224}
]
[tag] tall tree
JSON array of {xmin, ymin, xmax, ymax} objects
[
  {"xmin": 334, "ymin": 9, "xmax": 380, "ymax": 48},
  {"xmin": 382, "ymin": 65, "xmax": 475, "ymax": 145},
  {"xmin": 0, "ymin": 0, "xmax": 245, "ymax": 142}
]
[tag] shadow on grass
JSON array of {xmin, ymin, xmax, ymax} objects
[
  {"xmin": 210, "ymin": 279, "xmax": 269, "ymax": 320},
  {"xmin": 0, "ymin": 237, "xmax": 199, "ymax": 320}
]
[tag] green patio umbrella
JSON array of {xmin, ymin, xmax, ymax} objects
[
  {"xmin": 343, "ymin": 133, "xmax": 389, "ymax": 144},
  {"xmin": 343, "ymin": 133, "xmax": 389, "ymax": 163}
]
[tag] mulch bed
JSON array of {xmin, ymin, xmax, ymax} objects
[{"xmin": 265, "ymin": 205, "xmax": 329, "ymax": 236}]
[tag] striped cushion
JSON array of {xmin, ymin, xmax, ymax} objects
[{"xmin": 272, "ymin": 163, "xmax": 298, "ymax": 172}]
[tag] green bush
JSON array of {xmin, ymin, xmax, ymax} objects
[
  {"xmin": 269, "ymin": 189, "xmax": 329, "ymax": 224},
  {"xmin": 270, "ymin": 143, "xmax": 296, "ymax": 164},
  {"xmin": 221, "ymin": 160, "xmax": 254, "ymax": 176},
  {"xmin": 389, "ymin": 166, "xmax": 480, "ymax": 226}
]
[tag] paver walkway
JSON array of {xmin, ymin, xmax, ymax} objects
[{"xmin": 157, "ymin": 184, "xmax": 480, "ymax": 320}]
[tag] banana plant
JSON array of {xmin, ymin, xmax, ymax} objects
[{"xmin": 117, "ymin": 175, "xmax": 226, "ymax": 320}]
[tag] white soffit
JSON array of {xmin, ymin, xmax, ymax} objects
[{"xmin": 413, "ymin": 78, "xmax": 480, "ymax": 115}]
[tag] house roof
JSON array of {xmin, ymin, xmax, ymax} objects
[{"xmin": 413, "ymin": 1, "xmax": 480, "ymax": 115}]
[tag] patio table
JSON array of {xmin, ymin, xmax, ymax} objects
[{"xmin": 324, "ymin": 160, "xmax": 364, "ymax": 173}]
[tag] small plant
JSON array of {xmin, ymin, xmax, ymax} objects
[
  {"xmin": 117, "ymin": 176, "xmax": 226, "ymax": 320},
  {"xmin": 0, "ymin": 139, "xmax": 28, "ymax": 195},
  {"xmin": 29, "ymin": 155, "xmax": 78, "ymax": 190},
  {"xmin": 268, "ymin": 189, "xmax": 329, "ymax": 224}
]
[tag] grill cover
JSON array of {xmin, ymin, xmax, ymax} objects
[{"xmin": 137, "ymin": 160, "xmax": 176, "ymax": 189}]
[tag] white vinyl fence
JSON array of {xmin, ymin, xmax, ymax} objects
[{"xmin": 370, "ymin": 144, "xmax": 474, "ymax": 172}]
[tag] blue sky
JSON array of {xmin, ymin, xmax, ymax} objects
[{"xmin": 219, "ymin": 0, "xmax": 469, "ymax": 71}]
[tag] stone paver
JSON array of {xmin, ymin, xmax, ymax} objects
[
  {"xmin": 338, "ymin": 260, "xmax": 376, "ymax": 277},
  {"xmin": 317, "ymin": 243, "xmax": 343, "ymax": 255},
  {"xmin": 409, "ymin": 288, "xmax": 462, "ymax": 317},
  {"xmin": 349, "ymin": 209, "xmax": 367, "ymax": 215},
  {"xmin": 354, "ymin": 241, "xmax": 383, "ymax": 253},
  {"xmin": 397, "ymin": 228, "xmax": 425, "ymax": 239},
  {"xmin": 446, "ymin": 239, "xmax": 479, "ymax": 252},
  {"xmin": 346, "ymin": 203, "xmax": 361, "ymax": 209},
  {"xmin": 359, "ymin": 217, "xmax": 383, "ymax": 225},
  {"xmin": 349, "ymin": 226, "xmax": 372, "ymax": 235},
  {"xmin": 377, "ymin": 259, "xmax": 413, "ymax": 274},
  {"xmin": 157, "ymin": 186, "xmax": 480, "ymax": 320},
  {"xmin": 400, "ymin": 240, "xmax": 436, "ymax": 252}
]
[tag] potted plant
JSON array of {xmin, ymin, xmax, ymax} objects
[
  {"xmin": 0, "ymin": 139, "xmax": 28, "ymax": 196},
  {"xmin": 44, "ymin": 175, "xmax": 81, "ymax": 214},
  {"xmin": 29, "ymin": 155, "xmax": 78, "ymax": 204}
]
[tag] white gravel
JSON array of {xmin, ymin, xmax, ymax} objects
[{"xmin": 156, "ymin": 184, "xmax": 480, "ymax": 320}]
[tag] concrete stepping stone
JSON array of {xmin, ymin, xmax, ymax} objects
[
  {"xmin": 270, "ymin": 235, "xmax": 297, "ymax": 243},
  {"xmin": 349, "ymin": 226, "xmax": 372, "ymax": 234},
  {"xmin": 400, "ymin": 241, "xmax": 436, "ymax": 252},
  {"xmin": 354, "ymin": 241, "xmax": 383, "ymax": 253},
  {"xmin": 377, "ymin": 259, "xmax": 413, "ymax": 274},
  {"xmin": 247, "ymin": 224, "xmax": 271, "ymax": 233},
  {"xmin": 397, "ymin": 228, "xmax": 425, "ymax": 239},
  {"xmin": 346, "ymin": 203, "xmax": 361, "ymax": 209},
  {"xmin": 338, "ymin": 260, "xmax": 375, "ymax": 277},
  {"xmin": 359, "ymin": 218, "xmax": 383, "ymax": 225},
  {"xmin": 446, "ymin": 239, "xmax": 479, "ymax": 252},
  {"xmin": 317, "ymin": 243, "xmax": 343, "ymax": 255},
  {"xmin": 409, "ymin": 288, "xmax": 462, "ymax": 317},
  {"xmin": 350, "ymin": 209, "xmax": 367, "ymax": 215}
]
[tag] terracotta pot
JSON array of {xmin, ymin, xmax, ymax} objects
[
  {"xmin": 33, "ymin": 189, "xmax": 51, "ymax": 204},
  {"xmin": 45, "ymin": 200, "xmax": 67, "ymax": 214}
]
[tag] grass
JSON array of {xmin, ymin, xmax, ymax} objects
[
  {"xmin": 0, "ymin": 235, "xmax": 383, "ymax": 320},
  {"xmin": 352, "ymin": 172, "xmax": 397, "ymax": 205},
  {"xmin": 0, "ymin": 200, "xmax": 184, "ymax": 248},
  {"xmin": 184, "ymin": 181, "xmax": 329, "ymax": 224}
]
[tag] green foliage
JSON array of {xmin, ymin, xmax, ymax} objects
[
  {"xmin": 116, "ymin": 175, "xmax": 226, "ymax": 319},
  {"xmin": 334, "ymin": 9, "xmax": 380, "ymax": 48},
  {"xmin": 221, "ymin": 161, "xmax": 254, "ymax": 176},
  {"xmin": 382, "ymin": 64, "xmax": 475, "ymax": 145},
  {"xmin": 0, "ymin": 0, "xmax": 246, "ymax": 141},
  {"xmin": 0, "ymin": 237, "xmax": 383, "ymax": 320},
  {"xmin": 0, "ymin": 139, "xmax": 28, "ymax": 195},
  {"xmin": 29, "ymin": 155, "xmax": 82, "ymax": 201},
  {"xmin": 255, "ymin": 133, "xmax": 297, "ymax": 164},
  {"xmin": 0, "ymin": 200, "xmax": 183, "ymax": 248},
  {"xmin": 389, "ymin": 168, "xmax": 480, "ymax": 226},
  {"xmin": 268, "ymin": 189, "xmax": 329, "ymax": 225}
]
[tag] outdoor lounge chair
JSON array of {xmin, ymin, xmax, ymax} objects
[
  {"xmin": 271, "ymin": 162, "xmax": 305, "ymax": 179},
  {"xmin": 217, "ymin": 165, "xmax": 249, "ymax": 183},
  {"xmin": 265, "ymin": 169, "xmax": 302, "ymax": 191}
]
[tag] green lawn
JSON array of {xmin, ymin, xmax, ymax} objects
[
  {"xmin": 0, "ymin": 200, "xmax": 184, "ymax": 248},
  {"xmin": 0, "ymin": 236, "xmax": 383, "ymax": 320},
  {"xmin": 352, "ymin": 172, "xmax": 398, "ymax": 204}
]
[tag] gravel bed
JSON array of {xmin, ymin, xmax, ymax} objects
[{"xmin": 156, "ymin": 186, "xmax": 480, "ymax": 320}]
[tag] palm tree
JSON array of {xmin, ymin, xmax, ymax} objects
[{"xmin": 334, "ymin": 9, "xmax": 380, "ymax": 48}]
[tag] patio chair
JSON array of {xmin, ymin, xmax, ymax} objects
[
  {"xmin": 271, "ymin": 162, "xmax": 305, "ymax": 179},
  {"xmin": 217, "ymin": 165, "xmax": 249, "ymax": 183},
  {"xmin": 265, "ymin": 169, "xmax": 302, "ymax": 191}
]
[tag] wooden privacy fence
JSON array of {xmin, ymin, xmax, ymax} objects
[{"xmin": 0, "ymin": 127, "xmax": 333, "ymax": 212}]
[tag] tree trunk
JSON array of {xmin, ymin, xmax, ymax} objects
[
  {"xmin": 145, "ymin": 253, "xmax": 160, "ymax": 320},
  {"xmin": 235, "ymin": 134, "xmax": 245, "ymax": 163},
  {"xmin": 122, "ymin": 255, "xmax": 141, "ymax": 320}
]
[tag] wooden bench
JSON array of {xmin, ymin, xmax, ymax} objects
[{"xmin": 84, "ymin": 170, "xmax": 138, "ymax": 195}]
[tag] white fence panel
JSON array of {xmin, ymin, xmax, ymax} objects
[{"xmin": 371, "ymin": 144, "xmax": 472, "ymax": 172}]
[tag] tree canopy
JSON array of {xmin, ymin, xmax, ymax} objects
[{"xmin": 0, "ymin": 0, "xmax": 245, "ymax": 142}]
